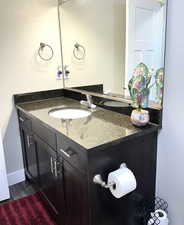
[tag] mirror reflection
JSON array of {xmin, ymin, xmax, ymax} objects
[{"xmin": 59, "ymin": 0, "xmax": 167, "ymax": 109}]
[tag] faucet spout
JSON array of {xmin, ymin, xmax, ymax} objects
[
  {"xmin": 80, "ymin": 94, "xmax": 96, "ymax": 109},
  {"xmin": 86, "ymin": 94, "xmax": 93, "ymax": 108}
]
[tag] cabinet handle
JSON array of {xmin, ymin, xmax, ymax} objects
[
  {"xmin": 19, "ymin": 117, "xmax": 24, "ymax": 122},
  {"xmin": 27, "ymin": 135, "xmax": 33, "ymax": 148},
  {"xmin": 50, "ymin": 157, "xmax": 54, "ymax": 174},
  {"xmin": 27, "ymin": 135, "xmax": 30, "ymax": 148},
  {"xmin": 59, "ymin": 149, "xmax": 72, "ymax": 158},
  {"xmin": 54, "ymin": 160, "xmax": 58, "ymax": 178}
]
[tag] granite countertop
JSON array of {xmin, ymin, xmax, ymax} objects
[{"xmin": 16, "ymin": 96, "xmax": 157, "ymax": 150}]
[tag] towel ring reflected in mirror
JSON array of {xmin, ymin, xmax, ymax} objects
[
  {"xmin": 73, "ymin": 42, "xmax": 86, "ymax": 60},
  {"xmin": 38, "ymin": 42, "xmax": 54, "ymax": 61}
]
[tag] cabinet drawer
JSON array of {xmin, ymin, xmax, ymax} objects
[
  {"xmin": 32, "ymin": 120, "xmax": 56, "ymax": 150},
  {"xmin": 57, "ymin": 134, "xmax": 87, "ymax": 173}
]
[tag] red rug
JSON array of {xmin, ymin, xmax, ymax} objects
[{"xmin": 0, "ymin": 193, "xmax": 57, "ymax": 225}]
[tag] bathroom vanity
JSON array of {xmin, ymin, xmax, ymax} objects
[{"xmin": 15, "ymin": 88, "xmax": 159, "ymax": 225}]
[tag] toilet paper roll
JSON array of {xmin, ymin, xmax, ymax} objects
[{"xmin": 107, "ymin": 167, "xmax": 137, "ymax": 198}]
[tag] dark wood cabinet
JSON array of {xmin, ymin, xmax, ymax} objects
[
  {"xmin": 63, "ymin": 160, "xmax": 88, "ymax": 225},
  {"xmin": 19, "ymin": 115, "xmax": 39, "ymax": 184},
  {"xmin": 18, "ymin": 114, "xmax": 65, "ymax": 224},
  {"xmin": 55, "ymin": 155, "xmax": 66, "ymax": 224},
  {"xmin": 17, "ymin": 109, "xmax": 158, "ymax": 225},
  {"xmin": 34, "ymin": 134, "xmax": 60, "ymax": 214}
]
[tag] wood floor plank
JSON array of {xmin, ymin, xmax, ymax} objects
[{"xmin": 0, "ymin": 180, "xmax": 37, "ymax": 204}]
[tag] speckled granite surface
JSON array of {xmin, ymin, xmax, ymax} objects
[{"xmin": 16, "ymin": 97, "xmax": 158, "ymax": 149}]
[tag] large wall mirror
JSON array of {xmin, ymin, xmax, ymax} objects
[{"xmin": 59, "ymin": 0, "xmax": 167, "ymax": 109}]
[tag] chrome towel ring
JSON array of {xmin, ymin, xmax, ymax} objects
[
  {"xmin": 73, "ymin": 42, "xmax": 86, "ymax": 60},
  {"xmin": 38, "ymin": 42, "xmax": 54, "ymax": 61}
]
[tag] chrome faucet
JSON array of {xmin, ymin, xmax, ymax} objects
[
  {"xmin": 86, "ymin": 94, "xmax": 93, "ymax": 108},
  {"xmin": 80, "ymin": 94, "xmax": 96, "ymax": 109}
]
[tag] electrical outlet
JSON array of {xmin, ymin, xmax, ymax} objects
[
  {"xmin": 56, "ymin": 66, "xmax": 62, "ymax": 80},
  {"xmin": 56, "ymin": 66, "xmax": 70, "ymax": 80}
]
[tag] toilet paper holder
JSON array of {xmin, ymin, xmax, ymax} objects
[{"xmin": 93, "ymin": 163, "xmax": 127, "ymax": 189}]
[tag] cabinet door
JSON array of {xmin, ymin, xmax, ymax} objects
[
  {"xmin": 19, "ymin": 120, "xmax": 39, "ymax": 183},
  {"xmin": 63, "ymin": 160, "xmax": 89, "ymax": 225},
  {"xmin": 34, "ymin": 134, "xmax": 64, "ymax": 216},
  {"xmin": 56, "ymin": 156, "xmax": 66, "ymax": 225}
]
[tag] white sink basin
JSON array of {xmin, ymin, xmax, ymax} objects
[{"xmin": 49, "ymin": 107, "xmax": 91, "ymax": 119}]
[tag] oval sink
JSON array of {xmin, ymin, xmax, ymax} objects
[
  {"xmin": 49, "ymin": 107, "xmax": 92, "ymax": 119},
  {"xmin": 102, "ymin": 101, "xmax": 129, "ymax": 108}
]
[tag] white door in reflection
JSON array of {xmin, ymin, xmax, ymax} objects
[{"xmin": 125, "ymin": 0, "xmax": 166, "ymax": 102}]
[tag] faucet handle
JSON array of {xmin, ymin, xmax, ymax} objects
[
  {"xmin": 80, "ymin": 94, "xmax": 96, "ymax": 109},
  {"xmin": 86, "ymin": 94, "xmax": 92, "ymax": 102}
]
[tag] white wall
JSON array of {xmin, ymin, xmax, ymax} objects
[
  {"xmin": 0, "ymin": 131, "xmax": 9, "ymax": 201},
  {"xmin": 0, "ymin": 0, "xmax": 62, "ymax": 179},
  {"xmin": 156, "ymin": 0, "xmax": 184, "ymax": 224},
  {"xmin": 60, "ymin": 0, "xmax": 126, "ymax": 94}
]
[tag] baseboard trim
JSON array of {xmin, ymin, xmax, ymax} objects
[{"xmin": 7, "ymin": 169, "xmax": 25, "ymax": 186}]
